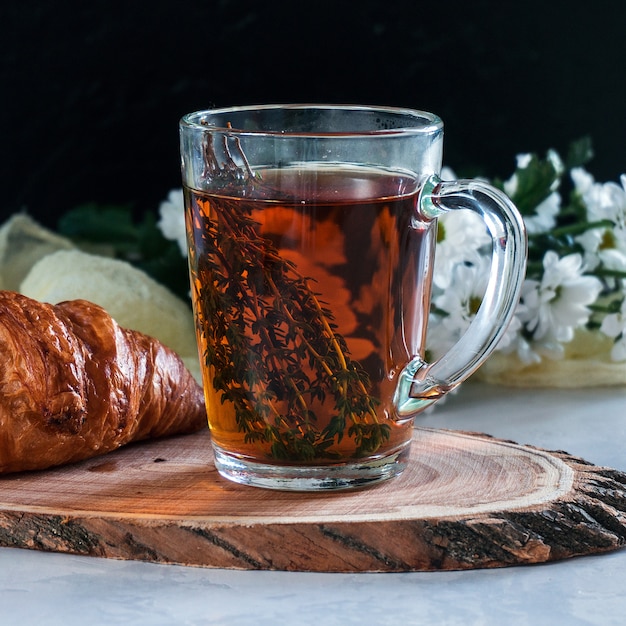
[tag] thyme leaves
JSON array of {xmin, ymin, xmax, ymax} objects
[{"xmin": 189, "ymin": 193, "xmax": 387, "ymax": 462}]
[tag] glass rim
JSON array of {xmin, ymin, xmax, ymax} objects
[{"xmin": 180, "ymin": 103, "xmax": 444, "ymax": 137}]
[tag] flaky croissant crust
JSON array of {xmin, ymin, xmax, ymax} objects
[{"xmin": 0, "ymin": 291, "xmax": 206, "ymax": 473}]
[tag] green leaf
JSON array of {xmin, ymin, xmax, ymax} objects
[
  {"xmin": 507, "ymin": 154, "xmax": 561, "ymax": 216},
  {"xmin": 565, "ymin": 136, "xmax": 594, "ymax": 170},
  {"xmin": 58, "ymin": 203, "xmax": 191, "ymax": 302},
  {"xmin": 57, "ymin": 203, "xmax": 139, "ymax": 245}
]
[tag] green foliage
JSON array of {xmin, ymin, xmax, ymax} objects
[
  {"xmin": 57, "ymin": 203, "xmax": 190, "ymax": 300},
  {"xmin": 495, "ymin": 154, "xmax": 561, "ymax": 217},
  {"xmin": 493, "ymin": 138, "xmax": 603, "ymax": 280},
  {"xmin": 565, "ymin": 136, "xmax": 594, "ymax": 170}
]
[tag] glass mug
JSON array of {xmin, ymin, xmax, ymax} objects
[{"xmin": 180, "ymin": 104, "xmax": 526, "ymax": 491}]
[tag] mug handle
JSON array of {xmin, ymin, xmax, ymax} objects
[{"xmin": 394, "ymin": 174, "xmax": 527, "ymax": 416}]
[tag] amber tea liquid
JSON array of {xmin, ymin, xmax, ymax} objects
[{"xmin": 185, "ymin": 165, "xmax": 435, "ymax": 470}]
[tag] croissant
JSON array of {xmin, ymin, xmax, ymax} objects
[{"xmin": 0, "ymin": 291, "xmax": 207, "ymax": 473}]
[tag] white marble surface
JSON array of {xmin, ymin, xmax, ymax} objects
[{"xmin": 1, "ymin": 382, "xmax": 625, "ymax": 626}]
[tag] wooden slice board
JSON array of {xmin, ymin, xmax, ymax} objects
[{"xmin": 1, "ymin": 427, "xmax": 625, "ymax": 572}]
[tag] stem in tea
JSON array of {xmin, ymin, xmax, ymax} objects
[{"xmin": 190, "ymin": 193, "xmax": 389, "ymax": 462}]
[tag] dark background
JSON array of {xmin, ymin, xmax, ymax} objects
[{"xmin": 2, "ymin": 0, "xmax": 625, "ymax": 228}]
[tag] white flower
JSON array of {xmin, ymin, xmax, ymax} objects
[
  {"xmin": 571, "ymin": 166, "xmax": 595, "ymax": 196},
  {"xmin": 428, "ymin": 255, "xmax": 523, "ymax": 360},
  {"xmin": 519, "ymin": 251, "xmax": 603, "ymax": 347},
  {"xmin": 428, "ymin": 259, "xmax": 490, "ymax": 360},
  {"xmin": 434, "ymin": 257, "xmax": 490, "ymax": 330},
  {"xmin": 496, "ymin": 325, "xmax": 542, "ymax": 364},
  {"xmin": 600, "ymin": 298, "xmax": 626, "ymax": 361},
  {"xmin": 433, "ymin": 210, "xmax": 490, "ymax": 289},
  {"xmin": 425, "ymin": 313, "xmax": 456, "ymax": 361},
  {"xmin": 575, "ymin": 171, "xmax": 626, "ymax": 280},
  {"xmin": 582, "ymin": 174, "xmax": 626, "ymax": 226},
  {"xmin": 575, "ymin": 228, "xmax": 604, "ymax": 271},
  {"xmin": 157, "ymin": 189, "xmax": 187, "ymax": 256},
  {"xmin": 575, "ymin": 227, "xmax": 626, "ymax": 276},
  {"xmin": 524, "ymin": 191, "xmax": 561, "ymax": 235},
  {"xmin": 504, "ymin": 152, "xmax": 563, "ymax": 235},
  {"xmin": 428, "ymin": 157, "xmax": 626, "ymax": 372},
  {"xmin": 488, "ymin": 294, "xmax": 528, "ymax": 357},
  {"xmin": 440, "ymin": 166, "xmax": 457, "ymax": 181}
]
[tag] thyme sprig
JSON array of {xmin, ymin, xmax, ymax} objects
[{"xmin": 189, "ymin": 194, "xmax": 387, "ymax": 462}]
